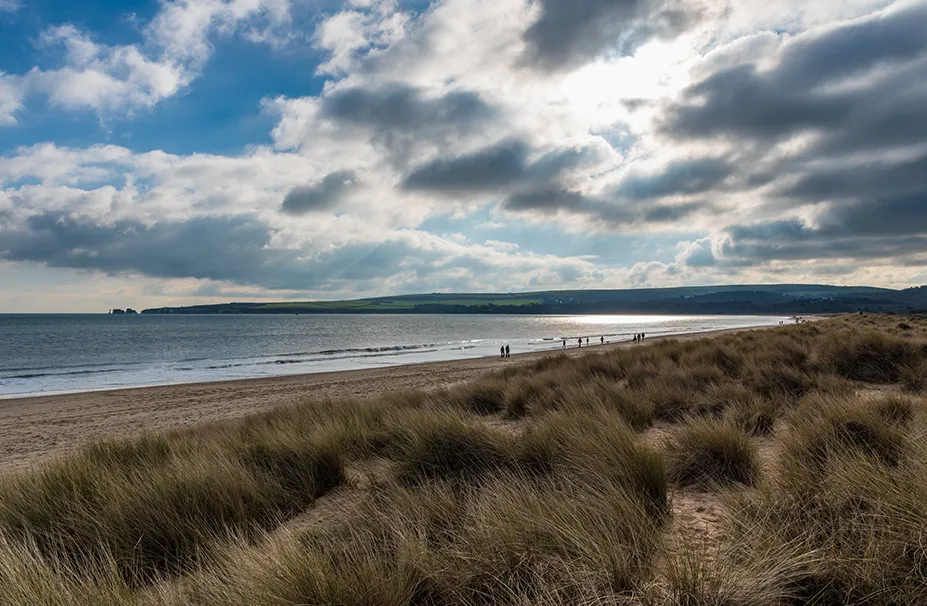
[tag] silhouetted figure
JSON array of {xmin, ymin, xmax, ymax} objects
[
  {"xmin": 500, "ymin": 346, "xmax": 505, "ymax": 359},
  {"xmin": 578, "ymin": 338, "xmax": 582, "ymax": 348},
  {"xmin": 600, "ymin": 336, "xmax": 604, "ymax": 345},
  {"xmin": 586, "ymin": 337, "xmax": 589, "ymax": 345},
  {"xmin": 505, "ymin": 344, "xmax": 510, "ymax": 358},
  {"xmin": 562, "ymin": 339, "xmax": 567, "ymax": 348},
  {"xmin": 633, "ymin": 335, "xmax": 638, "ymax": 344}
]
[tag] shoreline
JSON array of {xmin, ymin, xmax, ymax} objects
[
  {"xmin": 1, "ymin": 319, "xmax": 795, "ymax": 402},
  {"xmin": 0, "ymin": 323, "xmax": 790, "ymax": 473}
]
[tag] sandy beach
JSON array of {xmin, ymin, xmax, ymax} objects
[{"xmin": 0, "ymin": 324, "xmax": 782, "ymax": 473}]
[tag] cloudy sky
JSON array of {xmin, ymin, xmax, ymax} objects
[{"xmin": 0, "ymin": 0, "xmax": 925, "ymax": 312}]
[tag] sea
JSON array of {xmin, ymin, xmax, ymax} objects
[{"xmin": 0, "ymin": 314, "xmax": 789, "ymax": 398}]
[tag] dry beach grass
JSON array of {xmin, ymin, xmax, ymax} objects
[{"xmin": 2, "ymin": 313, "xmax": 927, "ymax": 604}]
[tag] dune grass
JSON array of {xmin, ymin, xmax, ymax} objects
[
  {"xmin": 666, "ymin": 419, "xmax": 759, "ymax": 489},
  {"xmin": 3, "ymin": 313, "xmax": 927, "ymax": 604},
  {"xmin": 0, "ymin": 431, "xmax": 345, "ymax": 584}
]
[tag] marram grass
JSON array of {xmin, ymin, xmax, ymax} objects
[{"xmin": 2, "ymin": 313, "xmax": 927, "ymax": 604}]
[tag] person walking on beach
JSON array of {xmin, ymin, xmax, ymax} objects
[
  {"xmin": 578, "ymin": 337, "xmax": 582, "ymax": 348},
  {"xmin": 562, "ymin": 339, "xmax": 566, "ymax": 348},
  {"xmin": 600, "ymin": 336, "xmax": 604, "ymax": 345},
  {"xmin": 500, "ymin": 345, "xmax": 505, "ymax": 359},
  {"xmin": 505, "ymin": 344, "xmax": 510, "ymax": 358}
]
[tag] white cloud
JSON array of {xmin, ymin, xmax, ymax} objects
[
  {"xmin": 147, "ymin": 0, "xmax": 291, "ymax": 65},
  {"xmin": 1, "ymin": 0, "xmax": 295, "ymax": 123},
  {"xmin": 0, "ymin": 73, "xmax": 24, "ymax": 125},
  {"xmin": 314, "ymin": 6, "xmax": 407, "ymax": 75}
]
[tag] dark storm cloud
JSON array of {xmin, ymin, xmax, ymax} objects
[
  {"xmin": 716, "ymin": 189, "xmax": 927, "ymax": 266},
  {"xmin": 318, "ymin": 84, "xmax": 501, "ymax": 166},
  {"xmin": 402, "ymin": 140, "xmax": 531, "ymax": 193},
  {"xmin": 774, "ymin": 3, "xmax": 927, "ymax": 90},
  {"xmin": 662, "ymin": 2, "xmax": 927, "ymax": 144},
  {"xmin": 720, "ymin": 221, "xmax": 927, "ymax": 265},
  {"xmin": 652, "ymin": 3, "xmax": 927, "ymax": 270},
  {"xmin": 823, "ymin": 193, "xmax": 927, "ymax": 238},
  {"xmin": 490, "ymin": 153, "xmax": 719, "ymax": 226},
  {"xmin": 281, "ymin": 170, "xmax": 357, "ymax": 215},
  {"xmin": 401, "ymin": 139, "xmax": 608, "ymax": 195},
  {"xmin": 0, "ymin": 211, "xmax": 574, "ymax": 291},
  {"xmin": 504, "ymin": 187, "xmax": 585, "ymax": 212},
  {"xmin": 615, "ymin": 158, "xmax": 732, "ymax": 200},
  {"xmin": 780, "ymin": 152, "xmax": 927, "ymax": 203},
  {"xmin": 520, "ymin": 0, "xmax": 696, "ymax": 71},
  {"xmin": 320, "ymin": 84, "xmax": 496, "ymax": 133},
  {"xmin": 662, "ymin": 63, "xmax": 853, "ymax": 141},
  {"xmin": 502, "ymin": 186, "xmax": 705, "ymax": 226},
  {"xmin": 0, "ymin": 212, "xmax": 468, "ymax": 290},
  {"xmin": 642, "ymin": 201, "xmax": 703, "ymax": 222}
]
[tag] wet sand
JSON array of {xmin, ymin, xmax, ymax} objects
[{"xmin": 0, "ymin": 324, "xmax": 784, "ymax": 472}]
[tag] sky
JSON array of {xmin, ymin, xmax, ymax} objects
[{"xmin": 1, "ymin": 0, "xmax": 926, "ymax": 312}]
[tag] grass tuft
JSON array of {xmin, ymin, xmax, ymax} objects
[
  {"xmin": 395, "ymin": 416, "xmax": 513, "ymax": 485},
  {"xmin": 820, "ymin": 331, "xmax": 921, "ymax": 384},
  {"xmin": 782, "ymin": 395, "xmax": 907, "ymax": 475},
  {"xmin": 666, "ymin": 419, "xmax": 759, "ymax": 488}
]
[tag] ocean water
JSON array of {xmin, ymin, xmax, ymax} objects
[{"xmin": 0, "ymin": 314, "xmax": 788, "ymax": 398}]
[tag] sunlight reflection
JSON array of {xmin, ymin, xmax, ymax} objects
[{"xmin": 568, "ymin": 315, "xmax": 697, "ymax": 325}]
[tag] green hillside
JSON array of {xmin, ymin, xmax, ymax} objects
[{"xmin": 139, "ymin": 284, "xmax": 927, "ymax": 315}]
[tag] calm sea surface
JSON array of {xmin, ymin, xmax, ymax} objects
[{"xmin": 0, "ymin": 314, "xmax": 788, "ymax": 398}]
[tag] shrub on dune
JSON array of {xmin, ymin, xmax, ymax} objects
[
  {"xmin": 394, "ymin": 417, "xmax": 514, "ymax": 485},
  {"xmin": 555, "ymin": 378, "xmax": 654, "ymax": 430},
  {"xmin": 747, "ymin": 365, "xmax": 813, "ymax": 403},
  {"xmin": 900, "ymin": 359, "xmax": 927, "ymax": 392},
  {"xmin": 502, "ymin": 375, "xmax": 561, "ymax": 419},
  {"xmin": 0, "ymin": 436, "xmax": 345, "ymax": 583},
  {"xmin": 639, "ymin": 377, "xmax": 696, "ymax": 422},
  {"xmin": 724, "ymin": 396, "xmax": 781, "ymax": 437},
  {"xmin": 692, "ymin": 383, "xmax": 756, "ymax": 419},
  {"xmin": 872, "ymin": 394, "xmax": 916, "ymax": 427},
  {"xmin": 176, "ymin": 472, "xmax": 664, "ymax": 605},
  {"xmin": 692, "ymin": 342, "xmax": 745, "ymax": 378},
  {"xmin": 819, "ymin": 331, "xmax": 920, "ymax": 384},
  {"xmin": 529, "ymin": 353, "xmax": 572, "ymax": 373},
  {"xmin": 453, "ymin": 379, "xmax": 512, "ymax": 415},
  {"xmin": 518, "ymin": 412, "xmax": 667, "ymax": 512},
  {"xmin": 447, "ymin": 473, "xmax": 661, "ymax": 601},
  {"xmin": 0, "ymin": 534, "xmax": 135, "ymax": 606},
  {"xmin": 781, "ymin": 395, "xmax": 908, "ymax": 477},
  {"xmin": 727, "ymin": 444, "xmax": 927, "ymax": 605},
  {"xmin": 666, "ymin": 419, "xmax": 759, "ymax": 488}
]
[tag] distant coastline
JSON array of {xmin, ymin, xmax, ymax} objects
[{"xmin": 138, "ymin": 283, "xmax": 927, "ymax": 316}]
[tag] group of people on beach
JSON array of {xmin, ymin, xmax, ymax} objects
[
  {"xmin": 560, "ymin": 336, "xmax": 606, "ymax": 348},
  {"xmin": 503, "ymin": 332, "xmax": 641, "ymax": 359}
]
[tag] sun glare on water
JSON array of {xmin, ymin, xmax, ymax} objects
[{"xmin": 570, "ymin": 315, "xmax": 696, "ymax": 326}]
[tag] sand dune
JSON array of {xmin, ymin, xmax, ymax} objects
[{"xmin": 0, "ymin": 324, "xmax": 782, "ymax": 472}]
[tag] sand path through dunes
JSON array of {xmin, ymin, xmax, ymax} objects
[{"xmin": 0, "ymin": 324, "xmax": 784, "ymax": 473}]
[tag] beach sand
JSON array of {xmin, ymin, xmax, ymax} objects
[{"xmin": 0, "ymin": 324, "xmax": 785, "ymax": 473}]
